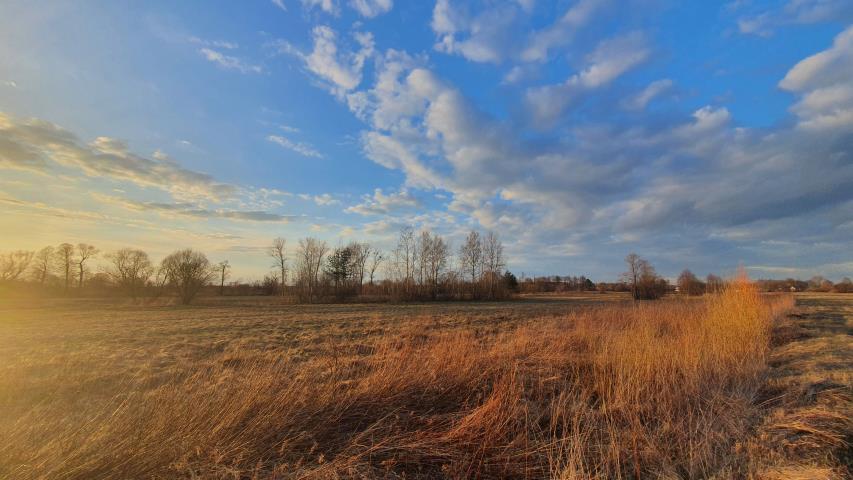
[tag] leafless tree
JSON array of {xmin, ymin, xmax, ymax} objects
[
  {"xmin": 75, "ymin": 243, "xmax": 98, "ymax": 289},
  {"xmin": 393, "ymin": 227, "xmax": 417, "ymax": 298},
  {"xmin": 295, "ymin": 237, "xmax": 328, "ymax": 302},
  {"xmin": 348, "ymin": 242, "xmax": 371, "ymax": 293},
  {"xmin": 55, "ymin": 243, "xmax": 75, "ymax": 292},
  {"xmin": 105, "ymin": 248, "xmax": 153, "ymax": 299},
  {"xmin": 622, "ymin": 253, "xmax": 665, "ymax": 300},
  {"xmin": 481, "ymin": 231, "xmax": 505, "ymax": 299},
  {"xmin": 367, "ymin": 249, "xmax": 383, "ymax": 286},
  {"xmin": 0, "ymin": 250, "xmax": 34, "ymax": 281},
  {"xmin": 159, "ymin": 249, "xmax": 214, "ymax": 305},
  {"xmin": 268, "ymin": 237, "xmax": 288, "ymax": 296},
  {"xmin": 31, "ymin": 246, "xmax": 54, "ymax": 284},
  {"xmin": 459, "ymin": 230, "xmax": 482, "ymax": 297},
  {"xmin": 677, "ymin": 269, "xmax": 704, "ymax": 296},
  {"xmin": 217, "ymin": 260, "xmax": 231, "ymax": 296},
  {"xmin": 706, "ymin": 274, "xmax": 724, "ymax": 294},
  {"xmin": 419, "ymin": 231, "xmax": 449, "ymax": 299},
  {"xmin": 623, "ymin": 253, "xmax": 644, "ymax": 300}
]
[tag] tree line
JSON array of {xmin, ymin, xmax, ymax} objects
[
  {"xmin": 265, "ymin": 227, "xmax": 509, "ymax": 303},
  {"xmin": 2, "ymin": 240, "xmax": 849, "ymax": 304},
  {"xmin": 0, "ymin": 227, "xmax": 511, "ymax": 304}
]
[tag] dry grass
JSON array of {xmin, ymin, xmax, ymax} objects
[
  {"xmin": 0, "ymin": 283, "xmax": 805, "ymax": 479},
  {"xmin": 744, "ymin": 293, "xmax": 853, "ymax": 479}
]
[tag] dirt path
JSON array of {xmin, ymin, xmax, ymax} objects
[{"xmin": 748, "ymin": 294, "xmax": 852, "ymax": 479}]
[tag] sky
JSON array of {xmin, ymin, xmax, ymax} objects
[{"xmin": 1, "ymin": 0, "xmax": 852, "ymax": 283}]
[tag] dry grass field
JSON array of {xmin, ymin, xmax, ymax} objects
[{"xmin": 0, "ymin": 286, "xmax": 849, "ymax": 479}]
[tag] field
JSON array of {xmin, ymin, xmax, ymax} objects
[{"xmin": 0, "ymin": 289, "xmax": 849, "ymax": 479}]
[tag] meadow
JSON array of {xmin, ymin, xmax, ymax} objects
[{"xmin": 0, "ymin": 287, "xmax": 849, "ymax": 479}]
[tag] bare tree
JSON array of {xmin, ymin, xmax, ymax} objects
[
  {"xmin": 268, "ymin": 237, "xmax": 288, "ymax": 296},
  {"xmin": 31, "ymin": 246, "xmax": 54, "ymax": 284},
  {"xmin": 105, "ymin": 248, "xmax": 153, "ymax": 299},
  {"xmin": 294, "ymin": 237, "xmax": 328, "ymax": 302},
  {"xmin": 622, "ymin": 253, "xmax": 665, "ymax": 300},
  {"xmin": 367, "ymin": 249, "xmax": 383, "ymax": 286},
  {"xmin": 706, "ymin": 274, "xmax": 724, "ymax": 294},
  {"xmin": 75, "ymin": 243, "xmax": 98, "ymax": 289},
  {"xmin": 459, "ymin": 230, "xmax": 482, "ymax": 297},
  {"xmin": 159, "ymin": 249, "xmax": 214, "ymax": 305},
  {"xmin": 419, "ymin": 231, "xmax": 449, "ymax": 299},
  {"xmin": 677, "ymin": 269, "xmax": 704, "ymax": 296},
  {"xmin": 348, "ymin": 242, "xmax": 371, "ymax": 293},
  {"xmin": 481, "ymin": 231, "xmax": 505, "ymax": 299},
  {"xmin": 55, "ymin": 243, "xmax": 75, "ymax": 292},
  {"xmin": 623, "ymin": 253, "xmax": 644, "ymax": 300},
  {"xmin": 217, "ymin": 260, "xmax": 231, "ymax": 296},
  {"xmin": 393, "ymin": 227, "xmax": 417, "ymax": 298},
  {"xmin": 0, "ymin": 250, "xmax": 34, "ymax": 281}
]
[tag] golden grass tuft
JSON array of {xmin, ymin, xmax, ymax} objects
[{"xmin": 0, "ymin": 282, "xmax": 797, "ymax": 479}]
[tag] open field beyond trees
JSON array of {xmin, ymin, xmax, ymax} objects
[{"xmin": 1, "ymin": 289, "xmax": 850, "ymax": 479}]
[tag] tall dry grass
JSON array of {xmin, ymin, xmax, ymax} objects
[{"xmin": 1, "ymin": 279, "xmax": 793, "ymax": 479}]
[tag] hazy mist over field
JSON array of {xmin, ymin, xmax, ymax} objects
[{"xmin": 1, "ymin": 0, "xmax": 852, "ymax": 281}]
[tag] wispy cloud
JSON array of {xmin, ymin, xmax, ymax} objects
[
  {"xmin": 0, "ymin": 112, "xmax": 236, "ymax": 201},
  {"xmin": 346, "ymin": 188, "xmax": 420, "ymax": 215},
  {"xmin": 94, "ymin": 193, "xmax": 299, "ymax": 223},
  {"xmin": 267, "ymin": 135, "xmax": 324, "ymax": 158},
  {"xmin": 272, "ymin": 26, "xmax": 374, "ymax": 97},
  {"xmin": 199, "ymin": 48, "xmax": 262, "ymax": 74}
]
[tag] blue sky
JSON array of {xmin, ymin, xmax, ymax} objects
[{"xmin": 1, "ymin": 0, "xmax": 852, "ymax": 282}]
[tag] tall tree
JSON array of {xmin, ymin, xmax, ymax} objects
[
  {"xmin": 393, "ymin": 227, "xmax": 417, "ymax": 298},
  {"xmin": 420, "ymin": 231, "xmax": 449, "ymax": 299},
  {"xmin": 677, "ymin": 269, "xmax": 704, "ymax": 296},
  {"xmin": 55, "ymin": 243, "xmax": 75, "ymax": 292},
  {"xmin": 622, "ymin": 253, "xmax": 665, "ymax": 300},
  {"xmin": 31, "ymin": 246, "xmax": 54, "ymax": 284},
  {"xmin": 0, "ymin": 250, "xmax": 34, "ymax": 281},
  {"xmin": 706, "ymin": 274, "xmax": 724, "ymax": 294},
  {"xmin": 105, "ymin": 248, "xmax": 153, "ymax": 299},
  {"xmin": 481, "ymin": 231, "xmax": 505, "ymax": 299},
  {"xmin": 268, "ymin": 238, "xmax": 288, "ymax": 296},
  {"xmin": 295, "ymin": 237, "xmax": 328, "ymax": 302},
  {"xmin": 459, "ymin": 230, "xmax": 482, "ymax": 297},
  {"xmin": 159, "ymin": 249, "xmax": 214, "ymax": 305},
  {"xmin": 325, "ymin": 246, "xmax": 354, "ymax": 298},
  {"xmin": 348, "ymin": 242, "xmax": 371, "ymax": 293},
  {"xmin": 217, "ymin": 260, "xmax": 231, "ymax": 296},
  {"xmin": 367, "ymin": 249, "xmax": 383, "ymax": 286},
  {"xmin": 75, "ymin": 243, "xmax": 98, "ymax": 289}
]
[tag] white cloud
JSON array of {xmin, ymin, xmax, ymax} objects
[
  {"xmin": 272, "ymin": 0, "xmax": 287, "ymax": 11},
  {"xmin": 188, "ymin": 36, "xmax": 238, "ymax": 49},
  {"xmin": 521, "ymin": 0, "xmax": 606, "ymax": 62},
  {"xmin": 431, "ymin": 0, "xmax": 606, "ymax": 64},
  {"xmin": 734, "ymin": 0, "xmax": 853, "ymax": 37},
  {"xmin": 93, "ymin": 193, "xmax": 297, "ymax": 222},
  {"xmin": 3, "ymin": 80, "xmax": 17, "ymax": 88},
  {"xmin": 297, "ymin": 192, "xmax": 340, "ymax": 206},
  {"xmin": 346, "ymin": 188, "xmax": 421, "ymax": 215},
  {"xmin": 276, "ymin": 26, "xmax": 374, "ymax": 97},
  {"xmin": 526, "ymin": 31, "xmax": 650, "ymax": 125},
  {"xmin": 349, "ymin": 0, "xmax": 393, "ymax": 18},
  {"xmin": 622, "ymin": 79, "xmax": 673, "ymax": 110},
  {"xmin": 0, "ymin": 112, "xmax": 236, "ymax": 202},
  {"xmin": 780, "ymin": 25, "xmax": 853, "ymax": 131},
  {"xmin": 302, "ymin": 0, "xmax": 339, "ymax": 15},
  {"xmin": 199, "ymin": 48, "xmax": 262, "ymax": 74},
  {"xmin": 267, "ymin": 135, "xmax": 324, "ymax": 158}
]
